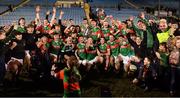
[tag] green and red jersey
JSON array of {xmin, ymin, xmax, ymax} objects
[
  {"xmin": 101, "ymin": 28, "xmax": 111, "ymax": 41},
  {"xmin": 78, "ymin": 32, "xmax": 84, "ymax": 37},
  {"xmin": 118, "ymin": 39, "xmax": 130, "ymax": 56},
  {"xmin": 119, "ymin": 44, "xmax": 131, "ymax": 56},
  {"xmin": 36, "ymin": 25, "xmax": 51, "ymax": 34},
  {"xmin": 57, "ymin": 67, "xmax": 81, "ymax": 97},
  {"xmin": 39, "ymin": 42, "xmax": 50, "ymax": 52},
  {"xmin": 113, "ymin": 25, "xmax": 121, "ymax": 39},
  {"xmin": 50, "ymin": 40, "xmax": 63, "ymax": 55},
  {"xmin": 86, "ymin": 45, "xmax": 97, "ymax": 60},
  {"xmin": 113, "ymin": 25, "xmax": 119, "ymax": 32},
  {"xmin": 99, "ymin": 15, "xmax": 106, "ymax": 20},
  {"xmin": 90, "ymin": 27, "xmax": 101, "ymax": 42},
  {"xmin": 77, "ymin": 43, "xmax": 86, "ymax": 60},
  {"xmin": 107, "ymin": 41, "xmax": 119, "ymax": 56},
  {"xmin": 17, "ymin": 26, "xmax": 26, "ymax": 33},
  {"xmin": 98, "ymin": 43, "xmax": 110, "ymax": 54},
  {"xmin": 121, "ymin": 29, "xmax": 128, "ymax": 36}
]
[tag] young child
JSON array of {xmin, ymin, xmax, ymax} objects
[{"xmin": 53, "ymin": 56, "xmax": 81, "ymax": 97}]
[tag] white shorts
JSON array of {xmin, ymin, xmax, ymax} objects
[
  {"xmin": 79, "ymin": 59, "xmax": 88, "ymax": 65},
  {"xmin": 25, "ymin": 50, "xmax": 31, "ymax": 59},
  {"xmin": 50, "ymin": 53, "xmax": 58, "ymax": 58},
  {"xmin": 119, "ymin": 54, "xmax": 131, "ymax": 65},
  {"xmin": 130, "ymin": 56, "xmax": 141, "ymax": 63},
  {"xmin": 87, "ymin": 56, "xmax": 98, "ymax": 65},
  {"xmin": 6, "ymin": 57, "xmax": 23, "ymax": 70},
  {"xmin": 112, "ymin": 55, "xmax": 119, "ymax": 63}
]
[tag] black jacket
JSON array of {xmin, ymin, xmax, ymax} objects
[{"xmin": 10, "ymin": 39, "xmax": 25, "ymax": 59}]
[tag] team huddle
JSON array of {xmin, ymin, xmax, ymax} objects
[{"xmin": 0, "ymin": 5, "xmax": 180, "ymax": 97}]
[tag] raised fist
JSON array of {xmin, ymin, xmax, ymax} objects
[
  {"xmin": 129, "ymin": 16, "xmax": 134, "ymax": 21},
  {"xmin": 139, "ymin": 12, "xmax": 145, "ymax": 19},
  {"xmin": 60, "ymin": 10, "xmax": 64, "ymax": 15},
  {"xmin": 11, "ymin": 42, "xmax": 17, "ymax": 49},
  {"xmin": 46, "ymin": 10, "xmax": 50, "ymax": 15},
  {"xmin": 12, "ymin": 21, "xmax": 17, "ymax": 26},
  {"xmin": 52, "ymin": 7, "xmax": 56, "ymax": 13},
  {"xmin": 109, "ymin": 15, "xmax": 113, "ymax": 19},
  {"xmin": 35, "ymin": 5, "xmax": 41, "ymax": 13}
]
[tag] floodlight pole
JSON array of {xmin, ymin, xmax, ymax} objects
[
  {"xmin": 158, "ymin": 0, "xmax": 160, "ymax": 17},
  {"xmin": 46, "ymin": 0, "xmax": 48, "ymax": 12}
]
